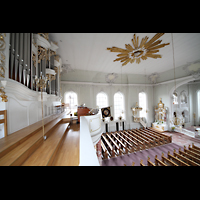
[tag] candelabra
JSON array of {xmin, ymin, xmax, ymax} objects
[{"xmin": 35, "ymin": 72, "xmax": 48, "ymax": 140}]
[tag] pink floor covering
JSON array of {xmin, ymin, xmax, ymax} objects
[
  {"xmin": 102, "ymin": 129, "xmax": 200, "ymax": 166},
  {"xmin": 163, "ymin": 130, "xmax": 200, "ymax": 148}
]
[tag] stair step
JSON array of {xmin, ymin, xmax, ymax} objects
[
  {"xmin": 0, "ymin": 119, "xmax": 65, "ymax": 166},
  {"xmin": 22, "ymin": 123, "xmax": 69, "ymax": 166},
  {"xmin": 0, "ymin": 112, "xmax": 66, "ymax": 159}
]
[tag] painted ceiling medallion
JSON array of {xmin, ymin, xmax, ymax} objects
[{"xmin": 107, "ymin": 33, "xmax": 170, "ymax": 66}]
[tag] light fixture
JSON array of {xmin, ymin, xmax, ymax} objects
[
  {"xmin": 170, "ymin": 33, "xmax": 184, "ymax": 127},
  {"xmin": 107, "ymin": 33, "xmax": 170, "ymax": 66},
  {"xmin": 35, "ymin": 72, "xmax": 48, "ymax": 140}
]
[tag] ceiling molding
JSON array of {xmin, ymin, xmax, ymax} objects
[{"xmin": 61, "ymin": 75, "xmax": 196, "ymax": 87}]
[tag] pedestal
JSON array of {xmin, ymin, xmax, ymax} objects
[{"xmin": 152, "ymin": 122, "xmax": 168, "ymax": 132}]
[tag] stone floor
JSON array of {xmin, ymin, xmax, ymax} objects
[{"xmin": 162, "ymin": 129, "xmax": 200, "ymax": 148}]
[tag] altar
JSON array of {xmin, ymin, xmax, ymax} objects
[
  {"xmin": 152, "ymin": 98, "xmax": 168, "ymax": 132},
  {"xmin": 152, "ymin": 122, "xmax": 168, "ymax": 131}
]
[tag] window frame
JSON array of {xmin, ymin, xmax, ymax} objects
[
  {"xmin": 64, "ymin": 91, "xmax": 78, "ymax": 115},
  {"xmin": 114, "ymin": 91, "xmax": 125, "ymax": 121},
  {"xmin": 96, "ymin": 92, "xmax": 108, "ymax": 109},
  {"xmin": 139, "ymin": 92, "xmax": 147, "ymax": 119}
]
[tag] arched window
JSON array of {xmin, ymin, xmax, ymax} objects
[
  {"xmin": 114, "ymin": 92, "xmax": 125, "ymax": 120},
  {"xmin": 139, "ymin": 92, "xmax": 146, "ymax": 118},
  {"xmin": 96, "ymin": 92, "xmax": 108, "ymax": 109},
  {"xmin": 64, "ymin": 91, "xmax": 78, "ymax": 115}
]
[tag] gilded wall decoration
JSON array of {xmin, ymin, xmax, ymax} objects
[
  {"xmin": 0, "ymin": 33, "xmax": 7, "ymax": 102},
  {"xmin": 0, "ymin": 33, "xmax": 6, "ymax": 78},
  {"xmin": 107, "ymin": 33, "xmax": 170, "ymax": 66},
  {"xmin": 0, "ymin": 87, "xmax": 8, "ymax": 102}
]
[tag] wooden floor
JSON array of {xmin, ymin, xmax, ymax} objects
[{"xmin": 52, "ymin": 123, "xmax": 80, "ymax": 166}]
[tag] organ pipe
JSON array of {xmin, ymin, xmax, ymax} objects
[
  {"xmin": 8, "ymin": 33, "xmax": 60, "ymax": 96},
  {"xmin": 14, "ymin": 33, "xmax": 19, "ymax": 81}
]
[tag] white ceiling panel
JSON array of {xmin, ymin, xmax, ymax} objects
[{"xmin": 48, "ymin": 33, "xmax": 200, "ymax": 76}]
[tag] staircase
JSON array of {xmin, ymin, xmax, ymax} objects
[
  {"xmin": 140, "ymin": 118, "xmax": 147, "ymax": 128},
  {"xmin": 0, "ymin": 112, "xmax": 70, "ymax": 166}
]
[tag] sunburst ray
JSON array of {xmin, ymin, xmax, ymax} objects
[{"xmin": 107, "ymin": 33, "xmax": 170, "ymax": 66}]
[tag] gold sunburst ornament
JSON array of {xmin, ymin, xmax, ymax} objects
[{"xmin": 107, "ymin": 33, "xmax": 170, "ymax": 66}]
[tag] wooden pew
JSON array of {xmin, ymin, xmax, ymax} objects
[
  {"xmin": 133, "ymin": 129, "xmax": 155, "ymax": 147},
  {"xmin": 167, "ymin": 151, "xmax": 190, "ymax": 166},
  {"xmin": 127, "ymin": 130, "xmax": 148, "ymax": 150},
  {"xmin": 123, "ymin": 130, "xmax": 144, "ymax": 150},
  {"xmin": 136, "ymin": 128, "xmax": 163, "ymax": 146},
  {"xmin": 121, "ymin": 130, "xmax": 139, "ymax": 147},
  {"xmin": 110, "ymin": 132, "xmax": 130, "ymax": 154},
  {"xmin": 143, "ymin": 128, "xmax": 167, "ymax": 144},
  {"xmin": 140, "ymin": 128, "xmax": 161, "ymax": 140},
  {"xmin": 101, "ymin": 139, "xmax": 110, "ymax": 159},
  {"xmin": 161, "ymin": 152, "xmax": 178, "ymax": 166},
  {"xmin": 147, "ymin": 127, "xmax": 171, "ymax": 143},
  {"xmin": 101, "ymin": 134, "xmax": 116, "ymax": 158},
  {"xmin": 174, "ymin": 149, "xmax": 200, "ymax": 166},
  {"xmin": 142, "ymin": 128, "xmax": 166, "ymax": 144},
  {"xmin": 116, "ymin": 131, "xmax": 135, "ymax": 152},
  {"xmin": 137, "ymin": 144, "xmax": 200, "ymax": 167},
  {"xmin": 119, "ymin": 131, "xmax": 140, "ymax": 153},
  {"xmin": 147, "ymin": 157, "xmax": 155, "ymax": 166},
  {"xmin": 192, "ymin": 143, "xmax": 200, "ymax": 151},
  {"xmin": 150, "ymin": 127, "xmax": 172, "ymax": 143},
  {"xmin": 106, "ymin": 133, "xmax": 125, "ymax": 155},
  {"xmin": 184, "ymin": 145, "xmax": 200, "ymax": 159},
  {"xmin": 140, "ymin": 160, "xmax": 145, "ymax": 166},
  {"xmin": 155, "ymin": 155, "xmax": 167, "ymax": 166},
  {"xmin": 134, "ymin": 129, "xmax": 157, "ymax": 147},
  {"xmin": 124, "ymin": 162, "xmax": 135, "ymax": 166},
  {"xmin": 182, "ymin": 147, "xmax": 200, "ymax": 163},
  {"xmin": 188, "ymin": 144, "xmax": 200, "ymax": 155}
]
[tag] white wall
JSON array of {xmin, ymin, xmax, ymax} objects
[
  {"xmin": 0, "ymin": 82, "xmax": 61, "ymax": 138},
  {"xmin": 61, "ymin": 82, "xmax": 154, "ymax": 131},
  {"xmin": 153, "ymin": 77, "xmax": 200, "ymax": 128}
]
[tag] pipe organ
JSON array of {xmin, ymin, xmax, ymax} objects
[{"xmin": 8, "ymin": 33, "xmax": 61, "ymax": 96}]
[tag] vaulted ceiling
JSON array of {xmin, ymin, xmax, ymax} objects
[{"xmin": 48, "ymin": 33, "xmax": 200, "ymax": 76}]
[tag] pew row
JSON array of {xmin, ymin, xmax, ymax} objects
[
  {"xmin": 101, "ymin": 127, "xmax": 171, "ymax": 160},
  {"xmin": 138, "ymin": 144, "xmax": 200, "ymax": 166}
]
